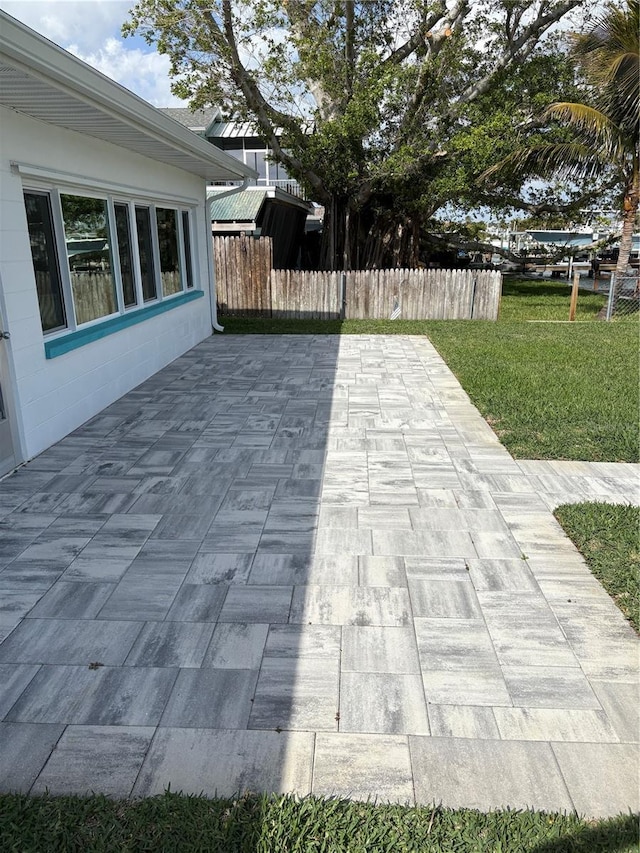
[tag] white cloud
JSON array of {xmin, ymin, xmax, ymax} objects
[
  {"xmin": 68, "ymin": 37, "xmax": 184, "ymax": 106},
  {"xmin": 0, "ymin": 0, "xmax": 185, "ymax": 105},
  {"xmin": 1, "ymin": 0, "xmax": 131, "ymax": 52}
]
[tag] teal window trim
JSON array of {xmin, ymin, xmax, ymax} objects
[{"xmin": 44, "ymin": 290, "xmax": 204, "ymax": 359}]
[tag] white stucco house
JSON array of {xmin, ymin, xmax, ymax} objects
[{"xmin": 0, "ymin": 11, "xmax": 255, "ymax": 477}]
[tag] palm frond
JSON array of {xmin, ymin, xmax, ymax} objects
[
  {"xmin": 543, "ymin": 102, "xmax": 628, "ymax": 159},
  {"xmin": 572, "ymin": 0, "xmax": 639, "ymax": 128},
  {"xmin": 573, "ymin": 0, "xmax": 639, "ymax": 68}
]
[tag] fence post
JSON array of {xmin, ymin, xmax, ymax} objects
[
  {"xmin": 605, "ymin": 273, "xmax": 616, "ymax": 320},
  {"xmin": 569, "ymin": 270, "xmax": 580, "ymax": 321},
  {"xmin": 340, "ymin": 272, "xmax": 347, "ymax": 320},
  {"xmin": 469, "ymin": 277, "xmax": 477, "ymax": 319}
]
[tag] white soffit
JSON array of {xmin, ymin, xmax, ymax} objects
[{"xmin": 0, "ymin": 11, "xmax": 256, "ymax": 183}]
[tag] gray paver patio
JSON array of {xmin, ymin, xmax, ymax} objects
[{"xmin": 0, "ymin": 334, "xmax": 638, "ymax": 817}]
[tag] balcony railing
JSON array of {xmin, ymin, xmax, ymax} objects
[{"xmin": 211, "ymin": 178, "xmax": 308, "ymax": 201}]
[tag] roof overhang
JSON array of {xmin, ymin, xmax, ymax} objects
[
  {"xmin": 0, "ymin": 11, "xmax": 257, "ymax": 184},
  {"xmin": 208, "ymin": 185, "xmax": 311, "ymax": 220}
]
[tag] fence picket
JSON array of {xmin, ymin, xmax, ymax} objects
[{"xmin": 213, "ymin": 236, "xmax": 501, "ymax": 321}]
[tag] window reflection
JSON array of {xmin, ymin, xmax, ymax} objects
[
  {"xmin": 156, "ymin": 208, "xmax": 182, "ymax": 296},
  {"xmin": 135, "ymin": 206, "xmax": 157, "ymax": 302},
  {"xmin": 24, "ymin": 192, "xmax": 67, "ymax": 332},
  {"xmin": 61, "ymin": 194, "xmax": 117, "ymax": 324},
  {"xmin": 182, "ymin": 210, "xmax": 194, "ymax": 289},
  {"xmin": 114, "ymin": 203, "xmax": 137, "ymax": 308}
]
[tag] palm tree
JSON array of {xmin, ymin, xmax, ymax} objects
[{"xmin": 482, "ymin": 0, "xmax": 639, "ymax": 280}]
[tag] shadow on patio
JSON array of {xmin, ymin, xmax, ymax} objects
[{"xmin": 0, "ymin": 332, "xmax": 343, "ymax": 799}]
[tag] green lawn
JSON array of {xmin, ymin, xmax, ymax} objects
[
  {"xmin": 423, "ymin": 279, "xmax": 638, "ymax": 461},
  {"xmin": 555, "ymin": 503, "xmax": 640, "ymax": 632},
  {"xmin": 422, "ymin": 319, "xmax": 638, "ymax": 461},
  {"xmin": 220, "ymin": 278, "xmax": 639, "ymax": 462},
  {"xmin": 499, "ymin": 277, "xmax": 607, "ymax": 321},
  {"xmin": 1, "ymin": 791, "xmax": 638, "ymax": 853}
]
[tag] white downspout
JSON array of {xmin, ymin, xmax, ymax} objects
[{"xmin": 206, "ymin": 178, "xmax": 250, "ymax": 333}]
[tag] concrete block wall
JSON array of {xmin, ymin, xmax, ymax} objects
[{"xmin": 0, "ymin": 105, "xmax": 213, "ymax": 462}]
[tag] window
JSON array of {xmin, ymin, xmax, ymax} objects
[
  {"xmin": 182, "ymin": 211, "xmax": 194, "ymax": 289},
  {"xmin": 23, "ymin": 192, "xmax": 67, "ymax": 332},
  {"xmin": 156, "ymin": 207, "xmax": 182, "ymax": 296},
  {"xmin": 61, "ymin": 194, "xmax": 117, "ymax": 324},
  {"xmin": 114, "ymin": 203, "xmax": 137, "ymax": 308},
  {"xmin": 246, "ymin": 151, "xmax": 268, "ymax": 182},
  {"xmin": 135, "ymin": 206, "xmax": 158, "ymax": 303},
  {"xmin": 22, "ymin": 187, "xmax": 198, "ymax": 337}
]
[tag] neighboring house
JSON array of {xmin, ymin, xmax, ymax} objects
[
  {"xmin": 160, "ymin": 107, "xmax": 305, "ymax": 198},
  {"xmin": 206, "ymin": 116, "xmax": 305, "ymax": 199},
  {"xmin": 161, "ymin": 107, "xmax": 315, "ymax": 268},
  {"xmin": 0, "ymin": 11, "xmax": 254, "ymax": 477},
  {"xmin": 208, "ymin": 186, "xmax": 311, "ymax": 268}
]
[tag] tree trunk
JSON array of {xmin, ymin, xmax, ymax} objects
[
  {"xmin": 615, "ymin": 163, "xmax": 639, "ymax": 281},
  {"xmin": 320, "ymin": 199, "xmax": 424, "ymax": 270},
  {"xmin": 319, "ymin": 198, "xmax": 344, "ymax": 270}
]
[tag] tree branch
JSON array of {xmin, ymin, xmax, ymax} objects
[
  {"xmin": 381, "ymin": 1, "xmax": 448, "ymax": 68},
  {"xmin": 479, "ymin": 184, "xmax": 614, "ymax": 216},
  {"xmin": 283, "ymin": 0, "xmax": 340, "ymax": 120},
  {"xmin": 452, "ymin": 0, "xmax": 583, "ymax": 112},
  {"xmin": 211, "ymin": 1, "xmax": 330, "ymax": 201},
  {"xmin": 427, "ymin": 233, "xmax": 524, "ymax": 264},
  {"xmin": 345, "ymin": 0, "xmax": 355, "ymax": 97}
]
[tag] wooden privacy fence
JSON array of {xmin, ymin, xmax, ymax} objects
[
  {"xmin": 214, "ymin": 235, "xmax": 273, "ymax": 316},
  {"xmin": 214, "ymin": 235, "xmax": 502, "ymax": 320}
]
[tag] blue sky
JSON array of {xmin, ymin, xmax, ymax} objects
[{"xmin": 0, "ymin": 0, "xmax": 185, "ymax": 106}]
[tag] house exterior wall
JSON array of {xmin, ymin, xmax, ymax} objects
[{"xmin": 0, "ymin": 105, "xmax": 213, "ymax": 462}]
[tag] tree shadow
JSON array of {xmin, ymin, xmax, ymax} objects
[{"xmin": 529, "ymin": 812, "xmax": 639, "ymax": 853}]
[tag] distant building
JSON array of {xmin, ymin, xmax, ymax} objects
[
  {"xmin": 160, "ymin": 107, "xmax": 305, "ymax": 199},
  {"xmin": 161, "ymin": 107, "xmax": 316, "ymax": 267},
  {"xmin": 208, "ymin": 186, "xmax": 311, "ymax": 269}
]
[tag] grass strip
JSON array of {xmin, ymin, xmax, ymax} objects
[
  {"xmin": 554, "ymin": 503, "xmax": 640, "ymax": 632},
  {"xmin": 422, "ymin": 320, "xmax": 639, "ymax": 462},
  {"xmin": 1, "ymin": 792, "xmax": 638, "ymax": 852}
]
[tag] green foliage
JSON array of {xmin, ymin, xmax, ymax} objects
[
  {"xmin": 124, "ymin": 1, "xmax": 590, "ymax": 266},
  {"xmin": 555, "ymin": 502, "xmax": 640, "ymax": 631},
  {"xmin": 1, "ymin": 791, "xmax": 638, "ymax": 852},
  {"xmin": 481, "ymin": 1, "xmax": 640, "ymax": 274},
  {"xmin": 60, "ymin": 195, "xmax": 109, "ymax": 238},
  {"xmin": 573, "ymin": 0, "xmax": 639, "ymax": 137}
]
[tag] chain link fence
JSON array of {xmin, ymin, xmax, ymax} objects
[{"xmin": 605, "ymin": 272, "xmax": 640, "ymax": 320}]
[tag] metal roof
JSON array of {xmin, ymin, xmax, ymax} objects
[
  {"xmin": 208, "ymin": 189, "xmax": 267, "ymax": 222},
  {"xmin": 208, "ymin": 121, "xmax": 266, "ymax": 139},
  {"xmin": 527, "ymin": 231, "xmax": 594, "ymax": 247},
  {"xmin": 0, "ymin": 11, "xmax": 256, "ymax": 183}
]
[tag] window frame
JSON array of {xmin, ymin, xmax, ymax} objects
[
  {"xmin": 23, "ymin": 189, "xmax": 68, "ymax": 334},
  {"xmin": 22, "ymin": 181, "xmax": 200, "ymax": 339},
  {"xmin": 112, "ymin": 200, "xmax": 139, "ymax": 311},
  {"xmin": 59, "ymin": 190, "xmax": 120, "ymax": 327}
]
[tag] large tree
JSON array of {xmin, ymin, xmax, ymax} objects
[
  {"xmin": 125, "ymin": 0, "xmax": 586, "ymax": 268},
  {"xmin": 482, "ymin": 0, "xmax": 639, "ymax": 278}
]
